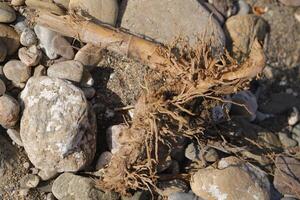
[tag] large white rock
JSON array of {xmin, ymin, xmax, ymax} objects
[{"xmin": 20, "ymin": 76, "xmax": 96, "ymax": 176}]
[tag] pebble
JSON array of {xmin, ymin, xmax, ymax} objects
[
  {"xmin": 0, "ymin": 2, "xmax": 16, "ymax": 23},
  {"xmin": 14, "ymin": 20, "xmax": 28, "ymax": 34},
  {"xmin": 20, "ymin": 174, "xmax": 40, "ymax": 189},
  {"xmin": 191, "ymin": 156, "xmax": 271, "ymax": 200},
  {"xmin": 121, "ymin": 0, "xmax": 225, "ymax": 51},
  {"xmin": 168, "ymin": 191, "xmax": 201, "ymax": 200},
  {"xmin": 237, "ymin": 0, "xmax": 250, "ymax": 15},
  {"xmin": 33, "ymin": 64, "xmax": 46, "ymax": 77},
  {"xmin": 20, "ymin": 28, "xmax": 38, "ymax": 47},
  {"xmin": 288, "ymin": 107, "xmax": 299, "ymax": 126},
  {"xmin": 106, "ymin": 124, "xmax": 127, "ymax": 154},
  {"xmin": 185, "ymin": 143, "xmax": 219, "ymax": 162},
  {"xmin": 47, "ymin": 60, "xmax": 84, "ymax": 83},
  {"xmin": 258, "ymin": 131, "xmax": 282, "ymax": 149},
  {"xmin": 11, "ymin": 0, "xmax": 26, "ymax": 6},
  {"xmin": 0, "ymin": 78, "xmax": 6, "ymax": 95},
  {"xmin": 69, "ymin": 0, "xmax": 119, "ymax": 26},
  {"xmin": 46, "ymin": 193, "xmax": 56, "ymax": 200},
  {"xmin": 0, "ymin": 39, "xmax": 7, "ymax": 62},
  {"xmin": 0, "ymin": 94, "xmax": 20, "ymax": 128},
  {"xmin": 82, "ymin": 87, "xmax": 96, "ymax": 99},
  {"xmin": 278, "ymin": 132, "xmax": 298, "ymax": 148},
  {"xmin": 34, "ymin": 25, "xmax": 74, "ymax": 59},
  {"xmin": 279, "ymin": 0, "xmax": 300, "ymax": 7},
  {"xmin": 157, "ymin": 179, "xmax": 189, "ymax": 197},
  {"xmin": 7, "ymin": 128, "xmax": 23, "ymax": 146},
  {"xmin": 18, "ymin": 46, "xmax": 42, "ymax": 67},
  {"xmin": 95, "ymin": 151, "xmax": 112, "ymax": 170},
  {"xmin": 23, "ymin": 162, "xmax": 30, "ymax": 169},
  {"xmin": 25, "ymin": 0, "xmax": 65, "ymax": 15},
  {"xmin": 274, "ymin": 156, "xmax": 300, "ymax": 198},
  {"xmin": 52, "ymin": 173, "xmax": 119, "ymax": 200},
  {"xmin": 0, "ymin": 24, "xmax": 20, "ymax": 55},
  {"xmin": 20, "ymin": 76, "xmax": 96, "ymax": 176},
  {"xmin": 3, "ymin": 60, "xmax": 31, "ymax": 83},
  {"xmin": 74, "ymin": 43, "xmax": 103, "ymax": 71},
  {"xmin": 225, "ymin": 14, "xmax": 269, "ymax": 60}
]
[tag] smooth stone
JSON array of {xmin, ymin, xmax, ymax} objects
[
  {"xmin": 3, "ymin": 60, "xmax": 31, "ymax": 83},
  {"xmin": 69, "ymin": 0, "xmax": 118, "ymax": 26},
  {"xmin": 0, "ymin": 38, "xmax": 7, "ymax": 62},
  {"xmin": 81, "ymin": 69, "xmax": 94, "ymax": 87},
  {"xmin": 53, "ymin": 0, "xmax": 70, "ymax": 9},
  {"xmin": 224, "ymin": 14, "xmax": 269, "ymax": 60},
  {"xmin": 20, "ymin": 174, "xmax": 40, "ymax": 189},
  {"xmin": 106, "ymin": 124, "xmax": 127, "ymax": 154},
  {"xmin": 231, "ymin": 90, "xmax": 258, "ymax": 121},
  {"xmin": 14, "ymin": 20, "xmax": 28, "ymax": 34},
  {"xmin": 34, "ymin": 25, "xmax": 74, "ymax": 59},
  {"xmin": 279, "ymin": 0, "xmax": 300, "ymax": 7},
  {"xmin": 33, "ymin": 64, "xmax": 46, "ymax": 77},
  {"xmin": 0, "ymin": 94, "xmax": 20, "ymax": 128},
  {"xmin": 274, "ymin": 156, "xmax": 300, "ymax": 198},
  {"xmin": 18, "ymin": 46, "xmax": 42, "ymax": 67},
  {"xmin": 237, "ymin": 0, "xmax": 250, "ymax": 15},
  {"xmin": 0, "ymin": 78, "xmax": 6, "ymax": 95},
  {"xmin": 288, "ymin": 107, "xmax": 299, "ymax": 126},
  {"xmin": 278, "ymin": 132, "xmax": 298, "ymax": 148},
  {"xmin": 20, "ymin": 76, "xmax": 96, "ymax": 175},
  {"xmin": 20, "ymin": 28, "xmax": 38, "ymax": 47},
  {"xmin": 95, "ymin": 151, "xmax": 112, "ymax": 170},
  {"xmin": 11, "ymin": 0, "xmax": 26, "ymax": 6},
  {"xmin": 0, "ymin": 2, "xmax": 16, "ymax": 23},
  {"xmin": 52, "ymin": 173, "xmax": 119, "ymax": 200},
  {"xmin": 74, "ymin": 43, "xmax": 103, "ymax": 71},
  {"xmin": 121, "ymin": 0, "xmax": 225, "ymax": 51},
  {"xmin": 82, "ymin": 87, "xmax": 96, "ymax": 99},
  {"xmin": 0, "ymin": 24, "xmax": 20, "ymax": 55},
  {"xmin": 47, "ymin": 60, "xmax": 84, "ymax": 82},
  {"xmin": 191, "ymin": 156, "xmax": 271, "ymax": 200},
  {"xmin": 158, "ymin": 179, "xmax": 189, "ymax": 197},
  {"xmin": 25, "ymin": 0, "xmax": 65, "ymax": 15},
  {"xmin": 7, "ymin": 128, "xmax": 23, "ymax": 146}
]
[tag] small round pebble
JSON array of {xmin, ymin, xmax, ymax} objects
[
  {"xmin": 3, "ymin": 60, "xmax": 31, "ymax": 83},
  {"xmin": 18, "ymin": 46, "xmax": 42, "ymax": 67},
  {"xmin": 82, "ymin": 87, "xmax": 96, "ymax": 99},
  {"xmin": 0, "ymin": 2, "xmax": 16, "ymax": 23},
  {"xmin": 20, "ymin": 174, "xmax": 40, "ymax": 189},
  {"xmin": 23, "ymin": 162, "xmax": 30, "ymax": 169},
  {"xmin": 20, "ymin": 28, "xmax": 38, "ymax": 47},
  {"xmin": 0, "ymin": 94, "xmax": 20, "ymax": 128}
]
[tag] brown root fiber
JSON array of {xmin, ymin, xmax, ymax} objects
[{"xmin": 99, "ymin": 39, "xmax": 266, "ymax": 195}]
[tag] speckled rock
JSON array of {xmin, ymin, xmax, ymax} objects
[
  {"xmin": 0, "ymin": 94, "xmax": 20, "ymax": 128},
  {"xmin": 0, "ymin": 78, "xmax": 6, "ymax": 95},
  {"xmin": 52, "ymin": 173, "xmax": 119, "ymax": 200},
  {"xmin": 0, "ymin": 38, "xmax": 7, "ymax": 62},
  {"xmin": 20, "ymin": 76, "xmax": 96, "ymax": 176},
  {"xmin": 47, "ymin": 60, "xmax": 84, "ymax": 83},
  {"xmin": 69, "ymin": 0, "xmax": 118, "ymax": 26},
  {"xmin": 0, "ymin": 2, "xmax": 16, "ymax": 23},
  {"xmin": 191, "ymin": 156, "xmax": 271, "ymax": 200},
  {"xmin": 225, "ymin": 14, "xmax": 269, "ymax": 60},
  {"xmin": 34, "ymin": 25, "xmax": 74, "ymax": 59},
  {"xmin": 74, "ymin": 43, "xmax": 103, "ymax": 71},
  {"xmin": 121, "ymin": 0, "xmax": 225, "ymax": 51},
  {"xmin": 0, "ymin": 24, "xmax": 20, "ymax": 55},
  {"xmin": 20, "ymin": 28, "xmax": 38, "ymax": 47},
  {"xmin": 3, "ymin": 60, "xmax": 31, "ymax": 83},
  {"xmin": 18, "ymin": 46, "xmax": 42, "ymax": 67}
]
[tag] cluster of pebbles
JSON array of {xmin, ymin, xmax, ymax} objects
[{"xmin": 0, "ymin": 0, "xmax": 300, "ymax": 200}]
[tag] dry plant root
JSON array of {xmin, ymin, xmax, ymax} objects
[{"xmin": 29, "ymin": 11, "xmax": 266, "ymax": 195}]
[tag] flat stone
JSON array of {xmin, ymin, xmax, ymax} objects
[
  {"xmin": 0, "ymin": 24, "xmax": 20, "ymax": 55},
  {"xmin": 69, "ymin": 0, "xmax": 118, "ymax": 26},
  {"xmin": 20, "ymin": 28, "xmax": 38, "ymax": 47},
  {"xmin": 224, "ymin": 14, "xmax": 269, "ymax": 60},
  {"xmin": 20, "ymin": 76, "xmax": 96, "ymax": 175},
  {"xmin": 74, "ymin": 43, "xmax": 103, "ymax": 71},
  {"xmin": 121, "ymin": 0, "xmax": 225, "ymax": 51},
  {"xmin": 274, "ymin": 156, "xmax": 300, "ymax": 198},
  {"xmin": 0, "ymin": 94, "xmax": 20, "ymax": 128},
  {"xmin": 34, "ymin": 25, "xmax": 74, "ymax": 59},
  {"xmin": 18, "ymin": 46, "xmax": 42, "ymax": 67},
  {"xmin": 47, "ymin": 60, "xmax": 84, "ymax": 83},
  {"xmin": 3, "ymin": 60, "xmax": 31, "ymax": 83},
  {"xmin": 0, "ymin": 2, "xmax": 16, "ymax": 23},
  {"xmin": 52, "ymin": 173, "xmax": 119, "ymax": 200},
  {"xmin": 191, "ymin": 156, "xmax": 271, "ymax": 200}
]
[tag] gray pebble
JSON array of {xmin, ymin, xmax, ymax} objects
[
  {"xmin": 20, "ymin": 28, "xmax": 38, "ymax": 47},
  {"xmin": 47, "ymin": 60, "xmax": 84, "ymax": 82},
  {"xmin": 20, "ymin": 174, "xmax": 40, "ymax": 189}
]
